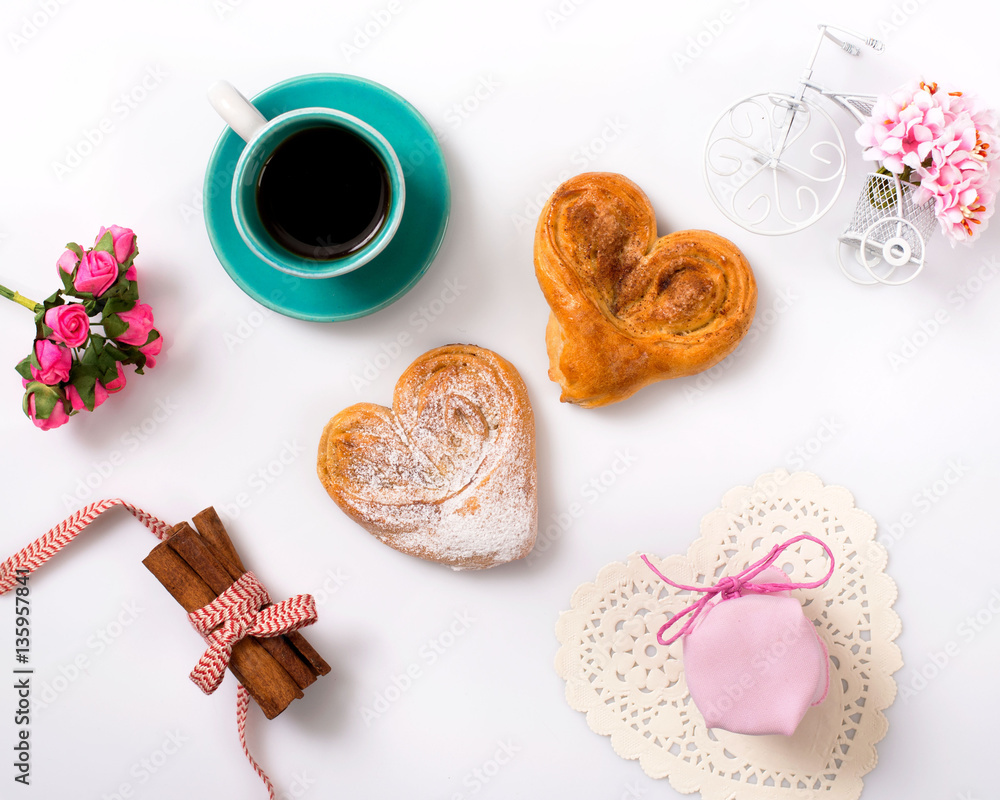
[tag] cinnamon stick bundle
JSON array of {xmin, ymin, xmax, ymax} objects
[{"xmin": 142, "ymin": 507, "xmax": 330, "ymax": 719}]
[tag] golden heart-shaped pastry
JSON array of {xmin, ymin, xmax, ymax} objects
[
  {"xmin": 534, "ymin": 173, "xmax": 757, "ymax": 407},
  {"xmin": 317, "ymin": 344, "xmax": 537, "ymax": 570}
]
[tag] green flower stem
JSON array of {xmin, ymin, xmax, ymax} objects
[{"xmin": 0, "ymin": 283, "xmax": 42, "ymax": 313}]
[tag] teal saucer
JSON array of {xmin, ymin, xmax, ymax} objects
[{"xmin": 203, "ymin": 74, "xmax": 450, "ymax": 321}]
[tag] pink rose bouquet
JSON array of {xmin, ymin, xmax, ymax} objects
[
  {"xmin": 856, "ymin": 80, "xmax": 999, "ymax": 244},
  {"xmin": 1, "ymin": 226, "xmax": 163, "ymax": 430}
]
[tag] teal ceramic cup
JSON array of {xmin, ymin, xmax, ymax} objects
[{"xmin": 208, "ymin": 80, "xmax": 406, "ymax": 279}]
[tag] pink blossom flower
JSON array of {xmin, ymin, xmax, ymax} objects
[
  {"xmin": 139, "ymin": 334, "xmax": 163, "ymax": 368},
  {"xmin": 858, "ymin": 80, "xmax": 1000, "ymax": 244},
  {"xmin": 44, "ymin": 304, "xmax": 91, "ymax": 347},
  {"xmin": 27, "ymin": 393, "xmax": 70, "ymax": 430},
  {"xmin": 75, "ymin": 249, "xmax": 119, "ymax": 296},
  {"xmin": 114, "ymin": 302, "xmax": 155, "ymax": 346},
  {"xmin": 934, "ymin": 178, "xmax": 995, "ymax": 243},
  {"xmin": 96, "ymin": 225, "xmax": 137, "ymax": 265},
  {"xmin": 948, "ymin": 92, "xmax": 999, "ymax": 157},
  {"xmin": 30, "ymin": 339, "xmax": 72, "ymax": 385},
  {"xmin": 66, "ymin": 380, "xmax": 110, "ymax": 412},
  {"xmin": 105, "ymin": 362, "xmax": 127, "ymax": 393},
  {"xmin": 856, "ymin": 81, "xmax": 950, "ymax": 174}
]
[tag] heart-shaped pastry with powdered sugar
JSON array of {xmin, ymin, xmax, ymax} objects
[{"xmin": 317, "ymin": 344, "xmax": 537, "ymax": 570}]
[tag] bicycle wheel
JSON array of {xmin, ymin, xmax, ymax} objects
[
  {"xmin": 704, "ymin": 92, "xmax": 847, "ymax": 235},
  {"xmin": 857, "ymin": 216, "xmax": 926, "ymax": 285},
  {"xmin": 836, "ymin": 237, "xmax": 881, "ymax": 285}
]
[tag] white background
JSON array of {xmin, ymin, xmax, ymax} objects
[{"xmin": 1, "ymin": 0, "xmax": 998, "ymax": 798}]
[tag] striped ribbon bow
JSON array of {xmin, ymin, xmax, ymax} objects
[
  {"xmin": 188, "ymin": 571, "xmax": 318, "ymax": 694},
  {"xmin": 0, "ymin": 499, "xmax": 320, "ymax": 800}
]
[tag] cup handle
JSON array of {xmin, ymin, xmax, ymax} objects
[{"xmin": 208, "ymin": 80, "xmax": 268, "ymax": 143}]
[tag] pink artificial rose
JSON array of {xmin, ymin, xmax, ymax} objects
[
  {"xmin": 27, "ymin": 393, "xmax": 70, "ymax": 431},
  {"xmin": 96, "ymin": 225, "xmax": 137, "ymax": 265},
  {"xmin": 57, "ymin": 248, "xmax": 81, "ymax": 274},
  {"xmin": 44, "ymin": 304, "xmax": 91, "ymax": 348},
  {"xmin": 66, "ymin": 381, "xmax": 110, "ymax": 412},
  {"xmin": 105, "ymin": 362, "xmax": 127, "ymax": 393},
  {"xmin": 115, "ymin": 302, "xmax": 155, "ymax": 346},
  {"xmin": 139, "ymin": 334, "xmax": 163, "ymax": 368},
  {"xmin": 75, "ymin": 249, "xmax": 119, "ymax": 297},
  {"xmin": 124, "ymin": 264, "xmax": 137, "ymax": 281},
  {"xmin": 30, "ymin": 339, "xmax": 72, "ymax": 385}
]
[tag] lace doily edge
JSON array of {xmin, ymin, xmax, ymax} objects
[{"xmin": 553, "ymin": 470, "xmax": 904, "ymax": 794}]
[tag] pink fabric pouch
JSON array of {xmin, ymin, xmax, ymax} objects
[
  {"xmin": 682, "ymin": 567, "xmax": 829, "ymax": 736},
  {"xmin": 642, "ymin": 535, "xmax": 834, "ymax": 737}
]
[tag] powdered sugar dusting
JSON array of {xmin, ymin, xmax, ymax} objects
[{"xmin": 319, "ymin": 345, "xmax": 537, "ymax": 569}]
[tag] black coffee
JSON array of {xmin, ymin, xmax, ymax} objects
[{"xmin": 256, "ymin": 125, "xmax": 390, "ymax": 261}]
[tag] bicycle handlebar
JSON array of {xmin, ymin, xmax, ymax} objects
[{"xmin": 817, "ymin": 23, "xmax": 884, "ymax": 55}]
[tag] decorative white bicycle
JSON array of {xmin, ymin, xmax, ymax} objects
[
  {"xmin": 835, "ymin": 171, "xmax": 936, "ymax": 285},
  {"xmin": 703, "ymin": 24, "xmax": 884, "ymax": 236}
]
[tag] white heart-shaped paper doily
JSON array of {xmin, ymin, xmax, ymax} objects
[{"xmin": 555, "ymin": 470, "xmax": 901, "ymax": 800}]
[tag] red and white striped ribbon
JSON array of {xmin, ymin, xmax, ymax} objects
[
  {"xmin": 0, "ymin": 498, "xmax": 316, "ymax": 800},
  {"xmin": 0, "ymin": 498, "xmax": 172, "ymax": 594},
  {"xmin": 188, "ymin": 570, "xmax": 317, "ymax": 695}
]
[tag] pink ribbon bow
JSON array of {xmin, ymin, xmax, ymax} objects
[
  {"xmin": 640, "ymin": 534, "xmax": 835, "ymax": 646},
  {"xmin": 188, "ymin": 571, "xmax": 318, "ymax": 694}
]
